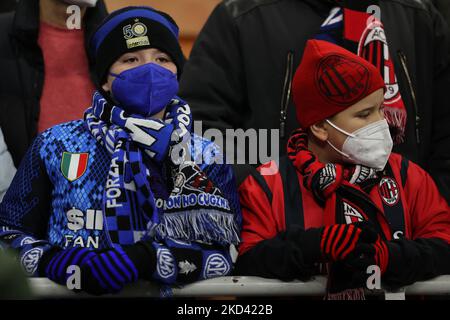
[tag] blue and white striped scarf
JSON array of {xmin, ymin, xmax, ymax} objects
[
  {"xmin": 84, "ymin": 92, "xmax": 239, "ymax": 248},
  {"xmin": 84, "ymin": 92, "xmax": 191, "ymax": 247}
]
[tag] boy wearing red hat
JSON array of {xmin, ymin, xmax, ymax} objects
[{"xmin": 235, "ymin": 39, "xmax": 450, "ymax": 299}]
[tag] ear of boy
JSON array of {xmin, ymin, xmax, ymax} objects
[{"xmin": 310, "ymin": 121, "xmax": 329, "ymax": 142}]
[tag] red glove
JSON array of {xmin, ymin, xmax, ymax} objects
[{"xmin": 320, "ymin": 223, "xmax": 378, "ymax": 262}]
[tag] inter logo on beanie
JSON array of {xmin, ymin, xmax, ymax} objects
[
  {"xmin": 89, "ymin": 6, "xmax": 185, "ymax": 86},
  {"xmin": 123, "ymin": 20, "xmax": 150, "ymax": 49}
]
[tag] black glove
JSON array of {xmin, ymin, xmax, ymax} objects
[{"xmin": 342, "ymin": 233, "xmax": 390, "ymax": 274}]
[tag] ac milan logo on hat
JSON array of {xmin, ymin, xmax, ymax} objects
[
  {"xmin": 315, "ymin": 54, "xmax": 371, "ymax": 106},
  {"xmin": 379, "ymin": 177, "xmax": 400, "ymax": 206}
]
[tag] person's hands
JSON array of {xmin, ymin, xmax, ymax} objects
[
  {"xmin": 43, "ymin": 247, "xmax": 96, "ymax": 285},
  {"xmin": 320, "ymin": 222, "xmax": 379, "ymax": 262},
  {"xmin": 80, "ymin": 247, "xmax": 139, "ymax": 295},
  {"xmin": 42, "ymin": 247, "xmax": 138, "ymax": 295},
  {"xmin": 329, "ymin": 233, "xmax": 390, "ymax": 289},
  {"xmin": 342, "ymin": 233, "xmax": 390, "ymax": 275}
]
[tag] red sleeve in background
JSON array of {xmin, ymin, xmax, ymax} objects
[
  {"xmin": 38, "ymin": 22, "xmax": 95, "ymax": 133},
  {"xmin": 404, "ymin": 159, "xmax": 450, "ymax": 244},
  {"xmin": 238, "ymin": 161, "xmax": 284, "ymax": 256}
]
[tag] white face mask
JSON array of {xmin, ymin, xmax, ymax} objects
[
  {"xmin": 326, "ymin": 119, "xmax": 393, "ymax": 171},
  {"xmin": 61, "ymin": 0, "xmax": 98, "ymax": 7}
]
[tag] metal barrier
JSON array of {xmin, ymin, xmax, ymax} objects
[{"xmin": 28, "ymin": 276, "xmax": 450, "ymax": 300}]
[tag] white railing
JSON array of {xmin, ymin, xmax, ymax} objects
[{"xmin": 28, "ymin": 276, "xmax": 450, "ymax": 300}]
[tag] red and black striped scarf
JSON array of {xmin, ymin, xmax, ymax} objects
[{"xmin": 315, "ymin": 0, "xmax": 407, "ymax": 144}]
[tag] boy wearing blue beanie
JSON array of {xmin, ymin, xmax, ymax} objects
[{"xmin": 0, "ymin": 7, "xmax": 241, "ymax": 295}]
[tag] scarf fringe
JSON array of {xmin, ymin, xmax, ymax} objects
[
  {"xmin": 156, "ymin": 210, "xmax": 240, "ymax": 245},
  {"xmin": 325, "ymin": 287, "xmax": 366, "ymax": 300},
  {"xmin": 383, "ymin": 100, "xmax": 407, "ymax": 145}
]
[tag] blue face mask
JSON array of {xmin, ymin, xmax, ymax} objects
[{"xmin": 110, "ymin": 63, "xmax": 179, "ymax": 117}]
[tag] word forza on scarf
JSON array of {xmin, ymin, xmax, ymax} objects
[{"xmin": 85, "ymin": 91, "xmax": 240, "ymax": 247}]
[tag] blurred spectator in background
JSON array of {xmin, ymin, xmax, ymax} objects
[
  {"xmin": 433, "ymin": 0, "xmax": 450, "ymax": 31},
  {"xmin": 0, "ymin": 127, "xmax": 15, "ymax": 202},
  {"xmin": 0, "ymin": 249, "xmax": 31, "ymax": 299},
  {"xmin": 179, "ymin": 0, "xmax": 450, "ymax": 204},
  {"xmin": 0, "ymin": 0, "xmax": 107, "ymax": 168},
  {"xmin": 0, "ymin": 0, "xmax": 17, "ymax": 13}
]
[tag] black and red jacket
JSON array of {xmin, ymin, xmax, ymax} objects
[{"xmin": 234, "ymin": 153, "xmax": 450, "ymax": 287}]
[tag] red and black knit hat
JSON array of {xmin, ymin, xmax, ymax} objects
[{"xmin": 292, "ymin": 39, "xmax": 385, "ymax": 129}]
